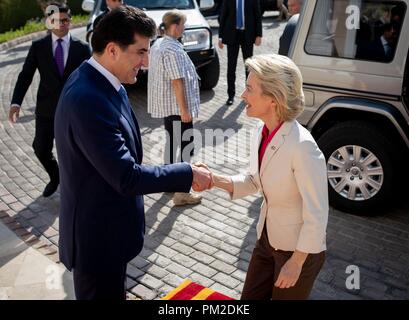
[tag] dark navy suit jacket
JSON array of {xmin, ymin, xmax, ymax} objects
[{"xmin": 55, "ymin": 62, "xmax": 193, "ymax": 273}]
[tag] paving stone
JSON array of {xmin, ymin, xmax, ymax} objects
[
  {"xmin": 165, "ymin": 262, "xmax": 193, "ymax": 278},
  {"xmin": 131, "ymin": 284, "xmax": 157, "ymax": 300},
  {"xmin": 137, "ymin": 274, "xmax": 163, "ymax": 290}
]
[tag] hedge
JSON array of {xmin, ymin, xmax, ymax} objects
[{"xmin": 0, "ymin": 0, "xmax": 85, "ymax": 33}]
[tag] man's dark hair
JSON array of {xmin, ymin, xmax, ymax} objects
[
  {"xmin": 92, "ymin": 6, "xmax": 157, "ymax": 54},
  {"xmin": 46, "ymin": 2, "xmax": 71, "ymax": 17}
]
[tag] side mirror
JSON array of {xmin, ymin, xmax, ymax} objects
[
  {"xmin": 82, "ymin": 0, "xmax": 95, "ymax": 13},
  {"xmin": 200, "ymin": 0, "xmax": 215, "ymax": 10}
]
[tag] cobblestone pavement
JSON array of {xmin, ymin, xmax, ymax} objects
[{"xmin": 1, "ymin": 15, "xmax": 409, "ymax": 300}]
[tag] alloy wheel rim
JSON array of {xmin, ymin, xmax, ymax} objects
[{"xmin": 327, "ymin": 145, "xmax": 384, "ymax": 201}]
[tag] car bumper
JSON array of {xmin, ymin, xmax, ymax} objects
[{"xmin": 187, "ymin": 47, "xmax": 216, "ymax": 69}]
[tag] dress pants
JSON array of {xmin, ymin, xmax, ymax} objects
[
  {"xmin": 33, "ymin": 115, "xmax": 59, "ymax": 183},
  {"xmin": 73, "ymin": 264, "xmax": 127, "ymax": 300},
  {"xmin": 226, "ymin": 30, "xmax": 254, "ymax": 99},
  {"xmin": 164, "ymin": 115, "xmax": 194, "ymax": 164},
  {"xmin": 241, "ymin": 224, "xmax": 325, "ymax": 300}
]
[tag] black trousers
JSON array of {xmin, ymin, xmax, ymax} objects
[
  {"xmin": 164, "ymin": 115, "xmax": 194, "ymax": 164},
  {"xmin": 227, "ymin": 30, "xmax": 254, "ymax": 99},
  {"xmin": 241, "ymin": 225, "xmax": 325, "ymax": 300},
  {"xmin": 73, "ymin": 264, "xmax": 127, "ymax": 300},
  {"xmin": 33, "ymin": 115, "xmax": 59, "ymax": 182}
]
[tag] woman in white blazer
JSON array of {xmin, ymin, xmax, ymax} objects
[{"xmin": 211, "ymin": 54, "xmax": 328, "ymax": 300}]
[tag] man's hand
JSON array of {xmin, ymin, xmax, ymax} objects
[
  {"xmin": 255, "ymin": 36, "xmax": 262, "ymax": 46},
  {"xmin": 9, "ymin": 106, "xmax": 20, "ymax": 123},
  {"xmin": 191, "ymin": 164, "xmax": 213, "ymax": 192},
  {"xmin": 218, "ymin": 39, "xmax": 224, "ymax": 50},
  {"xmin": 181, "ymin": 109, "xmax": 192, "ymax": 123}
]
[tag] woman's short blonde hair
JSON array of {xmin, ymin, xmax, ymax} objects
[{"xmin": 245, "ymin": 54, "xmax": 305, "ymax": 122}]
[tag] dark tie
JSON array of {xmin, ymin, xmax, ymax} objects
[
  {"xmin": 237, "ymin": 0, "xmax": 244, "ymax": 29},
  {"xmin": 55, "ymin": 38, "xmax": 64, "ymax": 76}
]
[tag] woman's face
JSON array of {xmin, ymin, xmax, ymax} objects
[
  {"xmin": 175, "ymin": 19, "xmax": 186, "ymax": 38},
  {"xmin": 241, "ymin": 72, "xmax": 276, "ymax": 121}
]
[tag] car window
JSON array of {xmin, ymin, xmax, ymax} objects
[
  {"xmin": 125, "ymin": 0, "xmax": 194, "ymax": 10},
  {"xmin": 305, "ymin": 0, "xmax": 406, "ymax": 63}
]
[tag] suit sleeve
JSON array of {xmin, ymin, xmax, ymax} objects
[
  {"xmin": 11, "ymin": 42, "xmax": 38, "ymax": 106},
  {"xmin": 278, "ymin": 16, "xmax": 297, "ymax": 56},
  {"xmin": 254, "ymin": 0, "xmax": 263, "ymax": 38},
  {"xmin": 292, "ymin": 140, "xmax": 329, "ymax": 253},
  {"xmin": 70, "ymin": 95, "xmax": 193, "ymax": 197},
  {"xmin": 230, "ymin": 173, "xmax": 260, "ymax": 200},
  {"xmin": 218, "ymin": 0, "xmax": 228, "ymax": 41}
]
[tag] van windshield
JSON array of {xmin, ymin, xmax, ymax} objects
[{"xmin": 124, "ymin": 0, "xmax": 194, "ymax": 10}]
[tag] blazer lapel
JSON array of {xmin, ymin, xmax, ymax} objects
[{"xmin": 260, "ymin": 121, "xmax": 294, "ymax": 177}]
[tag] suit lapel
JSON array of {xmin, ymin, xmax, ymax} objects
[
  {"xmin": 63, "ymin": 38, "xmax": 75, "ymax": 79},
  {"xmin": 82, "ymin": 63, "xmax": 142, "ymax": 159},
  {"xmin": 260, "ymin": 121, "xmax": 294, "ymax": 177},
  {"xmin": 119, "ymin": 95, "xmax": 141, "ymax": 149}
]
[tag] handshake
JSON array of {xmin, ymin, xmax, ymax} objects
[{"xmin": 191, "ymin": 162, "xmax": 214, "ymax": 192}]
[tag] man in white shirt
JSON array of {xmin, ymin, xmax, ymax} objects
[{"xmin": 8, "ymin": 2, "xmax": 90, "ymax": 197}]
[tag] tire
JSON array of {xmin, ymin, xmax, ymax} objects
[
  {"xmin": 198, "ymin": 51, "xmax": 220, "ymax": 90},
  {"xmin": 317, "ymin": 121, "xmax": 396, "ymax": 215}
]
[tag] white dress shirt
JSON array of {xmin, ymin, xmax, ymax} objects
[
  {"xmin": 52, "ymin": 32, "xmax": 71, "ymax": 68},
  {"xmin": 87, "ymin": 57, "xmax": 122, "ymax": 92}
]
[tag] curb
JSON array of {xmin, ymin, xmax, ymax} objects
[{"xmin": 0, "ymin": 22, "xmax": 87, "ymax": 53}]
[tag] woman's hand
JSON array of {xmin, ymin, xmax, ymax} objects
[{"xmin": 275, "ymin": 251, "xmax": 308, "ymax": 289}]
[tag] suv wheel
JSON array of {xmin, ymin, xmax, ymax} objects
[
  {"xmin": 198, "ymin": 51, "xmax": 220, "ymax": 90},
  {"xmin": 317, "ymin": 121, "xmax": 395, "ymax": 215}
]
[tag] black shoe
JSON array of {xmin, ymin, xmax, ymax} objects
[
  {"xmin": 226, "ymin": 97, "xmax": 234, "ymax": 105},
  {"xmin": 43, "ymin": 180, "xmax": 59, "ymax": 197}
]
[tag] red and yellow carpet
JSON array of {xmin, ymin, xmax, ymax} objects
[{"xmin": 162, "ymin": 280, "xmax": 235, "ymax": 300}]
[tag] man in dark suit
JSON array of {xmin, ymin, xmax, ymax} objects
[
  {"xmin": 9, "ymin": 3, "xmax": 91, "ymax": 198},
  {"xmin": 356, "ymin": 22, "xmax": 399, "ymax": 62},
  {"xmin": 54, "ymin": 6, "xmax": 213, "ymax": 300},
  {"xmin": 93, "ymin": 0, "xmax": 123, "ymax": 30},
  {"xmin": 278, "ymin": 0, "xmax": 303, "ymax": 56},
  {"xmin": 219, "ymin": 0, "xmax": 263, "ymax": 105}
]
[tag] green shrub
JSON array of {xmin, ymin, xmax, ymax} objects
[
  {"xmin": 0, "ymin": 0, "xmax": 87, "ymax": 33},
  {"xmin": 0, "ymin": 0, "xmax": 43, "ymax": 33}
]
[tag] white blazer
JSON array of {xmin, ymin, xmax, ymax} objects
[{"xmin": 231, "ymin": 120, "xmax": 328, "ymax": 253}]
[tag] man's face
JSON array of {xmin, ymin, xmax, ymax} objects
[
  {"xmin": 384, "ymin": 26, "xmax": 398, "ymax": 43},
  {"xmin": 288, "ymin": 0, "xmax": 301, "ymax": 15},
  {"xmin": 106, "ymin": 0, "xmax": 123, "ymax": 10},
  {"xmin": 112, "ymin": 34, "xmax": 150, "ymax": 84},
  {"xmin": 50, "ymin": 12, "xmax": 70, "ymax": 38}
]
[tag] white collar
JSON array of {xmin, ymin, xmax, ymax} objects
[
  {"xmin": 87, "ymin": 56, "xmax": 122, "ymax": 92},
  {"xmin": 380, "ymin": 36, "xmax": 389, "ymax": 46},
  {"xmin": 51, "ymin": 32, "xmax": 70, "ymax": 44}
]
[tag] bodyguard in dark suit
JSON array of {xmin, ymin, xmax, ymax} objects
[
  {"xmin": 218, "ymin": 0, "xmax": 263, "ymax": 105},
  {"xmin": 92, "ymin": 0, "xmax": 123, "ymax": 30},
  {"xmin": 54, "ymin": 6, "xmax": 213, "ymax": 300},
  {"xmin": 9, "ymin": 3, "xmax": 90, "ymax": 197},
  {"xmin": 356, "ymin": 22, "xmax": 399, "ymax": 63},
  {"xmin": 278, "ymin": 0, "xmax": 304, "ymax": 56}
]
